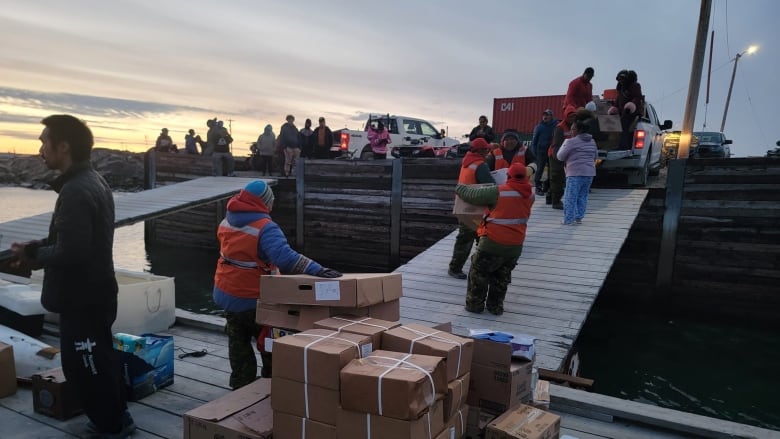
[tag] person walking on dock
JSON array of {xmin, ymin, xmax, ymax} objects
[
  {"xmin": 212, "ymin": 180, "xmax": 342, "ymax": 389},
  {"xmin": 455, "ymin": 162, "xmax": 534, "ymax": 315},
  {"xmin": 548, "ymin": 106, "xmax": 577, "ymax": 209},
  {"xmin": 530, "ymin": 109, "xmax": 558, "ymax": 195},
  {"xmin": 10, "ymin": 114, "xmax": 136, "ymax": 438},
  {"xmin": 557, "ymin": 118, "xmax": 597, "ymax": 225},
  {"xmin": 448, "ymin": 138, "xmax": 495, "ymax": 280}
]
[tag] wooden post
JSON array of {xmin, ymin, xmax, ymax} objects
[
  {"xmin": 296, "ymin": 159, "xmax": 305, "ymax": 250},
  {"xmin": 390, "ymin": 159, "xmax": 403, "ymax": 269},
  {"xmin": 656, "ymin": 159, "xmax": 686, "ymax": 287},
  {"xmin": 143, "ymin": 149, "xmax": 157, "ymax": 190}
]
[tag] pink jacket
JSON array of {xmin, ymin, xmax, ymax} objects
[{"xmin": 367, "ymin": 126, "xmax": 391, "ymax": 154}]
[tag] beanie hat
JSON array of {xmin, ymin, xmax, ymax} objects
[
  {"xmin": 244, "ymin": 180, "xmax": 275, "ymax": 206},
  {"xmin": 501, "ymin": 131, "xmax": 521, "ymax": 143},
  {"xmin": 470, "ymin": 138, "xmax": 490, "ymax": 151},
  {"xmin": 508, "ymin": 162, "xmax": 527, "ymax": 180}
]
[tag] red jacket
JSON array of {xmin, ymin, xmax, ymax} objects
[{"xmin": 564, "ymin": 76, "xmax": 593, "ymax": 110}]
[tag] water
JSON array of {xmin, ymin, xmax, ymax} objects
[
  {"xmin": 3, "ymin": 186, "xmax": 779, "ymax": 431},
  {"xmin": 576, "ymin": 305, "xmax": 780, "ymax": 430},
  {"xmin": 0, "ymin": 186, "xmax": 221, "ymax": 314}
]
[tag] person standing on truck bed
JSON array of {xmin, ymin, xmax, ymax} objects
[
  {"xmin": 469, "ymin": 115, "xmax": 496, "ymax": 143},
  {"xmin": 486, "ymin": 130, "xmax": 538, "ymax": 176},
  {"xmin": 531, "ymin": 109, "xmax": 558, "ymax": 195},
  {"xmin": 367, "ymin": 120, "xmax": 391, "ymax": 159},
  {"xmin": 448, "ymin": 138, "xmax": 495, "ymax": 280},
  {"xmin": 279, "ymin": 114, "xmax": 301, "ymax": 177},
  {"xmin": 615, "ymin": 70, "xmax": 644, "ymax": 149},
  {"xmin": 564, "ymin": 67, "xmax": 595, "ymax": 109},
  {"xmin": 547, "ymin": 106, "xmax": 577, "ymax": 209}
]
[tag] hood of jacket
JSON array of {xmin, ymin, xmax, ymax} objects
[{"xmin": 462, "ymin": 151, "xmax": 487, "ymax": 168}]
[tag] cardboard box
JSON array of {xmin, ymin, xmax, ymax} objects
[
  {"xmin": 484, "ymin": 404, "xmax": 560, "ymax": 439},
  {"xmin": 382, "ymin": 324, "xmax": 474, "ymax": 381},
  {"xmin": 114, "ymin": 333, "xmax": 174, "ymax": 401},
  {"xmin": 596, "ymin": 114, "xmax": 622, "ymax": 132},
  {"xmin": 337, "ymin": 399, "xmax": 445, "ymax": 439},
  {"xmin": 257, "ymin": 300, "xmax": 401, "ymax": 332},
  {"xmin": 453, "ymin": 193, "xmax": 487, "ymax": 230},
  {"xmin": 273, "ymin": 411, "xmax": 337, "ymax": 439},
  {"xmin": 466, "ymin": 405, "xmax": 497, "ymax": 439},
  {"xmin": 0, "ymin": 342, "xmax": 16, "ymax": 398},
  {"xmin": 314, "ymin": 315, "xmax": 400, "ymax": 348},
  {"xmin": 471, "ymin": 336, "xmax": 535, "ymax": 370},
  {"xmin": 468, "ymin": 360, "xmax": 533, "ymax": 416},
  {"xmin": 259, "ymin": 273, "xmax": 402, "ymax": 307},
  {"xmin": 272, "ymin": 329, "xmax": 372, "ymax": 390},
  {"xmin": 340, "ymin": 350, "xmax": 447, "ymax": 420},
  {"xmin": 530, "ymin": 380, "xmax": 550, "ymax": 410},
  {"xmin": 31, "ymin": 367, "xmax": 83, "ymax": 420},
  {"xmin": 183, "ymin": 379, "xmax": 273, "ymax": 439},
  {"xmin": 271, "ymin": 377, "xmax": 340, "ymax": 425},
  {"xmin": 435, "ymin": 404, "xmax": 468, "ymax": 439},
  {"xmin": 444, "ymin": 373, "xmax": 469, "ymax": 422}
]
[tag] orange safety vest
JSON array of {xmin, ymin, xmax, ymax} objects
[
  {"xmin": 477, "ymin": 184, "xmax": 534, "ymax": 245},
  {"xmin": 214, "ymin": 217, "xmax": 277, "ymax": 299},
  {"xmin": 492, "ymin": 146, "xmax": 527, "ymax": 170},
  {"xmin": 457, "ymin": 160, "xmax": 484, "ymax": 184}
]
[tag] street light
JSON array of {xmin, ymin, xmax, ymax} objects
[{"xmin": 720, "ymin": 45, "xmax": 758, "ymax": 132}]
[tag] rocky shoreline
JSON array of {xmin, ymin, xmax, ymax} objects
[{"xmin": 0, "ymin": 148, "xmax": 145, "ymax": 191}]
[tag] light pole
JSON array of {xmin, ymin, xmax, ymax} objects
[{"xmin": 720, "ymin": 45, "xmax": 758, "ymax": 132}]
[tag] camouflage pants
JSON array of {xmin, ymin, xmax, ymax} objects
[
  {"xmin": 449, "ymin": 224, "xmax": 478, "ymax": 272},
  {"xmin": 466, "ymin": 250, "xmax": 521, "ymax": 313},
  {"xmin": 548, "ymin": 154, "xmax": 565, "ymax": 204},
  {"xmin": 225, "ymin": 310, "xmax": 266, "ymax": 389}
]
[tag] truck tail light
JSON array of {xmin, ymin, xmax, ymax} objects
[
  {"xmin": 340, "ymin": 132, "xmax": 350, "ymax": 151},
  {"xmin": 634, "ymin": 130, "xmax": 646, "ymax": 149}
]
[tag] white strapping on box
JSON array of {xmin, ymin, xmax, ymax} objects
[
  {"xmin": 400, "ymin": 326, "xmax": 465, "ymax": 378},
  {"xmin": 300, "ymin": 416, "xmax": 306, "ymax": 438},
  {"xmin": 294, "ymin": 331, "xmax": 363, "ymax": 417},
  {"xmin": 331, "ymin": 316, "xmax": 394, "ymax": 332},
  {"xmin": 371, "ymin": 354, "xmax": 436, "ymax": 416}
]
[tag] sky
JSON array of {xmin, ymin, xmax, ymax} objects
[{"xmin": 0, "ymin": 0, "xmax": 777, "ymax": 157}]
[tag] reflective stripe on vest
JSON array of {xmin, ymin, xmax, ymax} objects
[
  {"xmin": 458, "ymin": 161, "xmax": 481, "ymax": 185},
  {"xmin": 214, "ymin": 217, "xmax": 276, "ymax": 299},
  {"xmin": 478, "ymin": 186, "xmax": 533, "ymax": 245},
  {"xmin": 493, "ymin": 146, "xmax": 527, "ymax": 170}
]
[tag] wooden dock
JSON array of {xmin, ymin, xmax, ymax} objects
[
  {"xmin": 2, "ymin": 315, "xmax": 775, "ymax": 438},
  {"xmin": 396, "ymin": 188, "xmax": 649, "ymax": 372},
  {"xmin": 0, "ymin": 177, "xmax": 269, "ymax": 246}
]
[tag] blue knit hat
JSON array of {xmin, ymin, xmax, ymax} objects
[{"xmin": 244, "ymin": 180, "xmax": 274, "ymax": 206}]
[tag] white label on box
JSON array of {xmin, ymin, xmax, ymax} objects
[
  {"xmin": 315, "ymin": 281, "xmax": 341, "ymax": 301},
  {"xmin": 361, "ymin": 343, "xmax": 373, "ymax": 358},
  {"xmin": 264, "ymin": 338, "xmax": 273, "ymax": 352}
]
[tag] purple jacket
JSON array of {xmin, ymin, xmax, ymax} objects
[{"xmin": 557, "ymin": 134, "xmax": 597, "ymax": 177}]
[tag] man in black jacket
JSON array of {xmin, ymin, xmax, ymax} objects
[
  {"xmin": 468, "ymin": 115, "xmax": 496, "ymax": 143},
  {"xmin": 11, "ymin": 115, "xmax": 135, "ymax": 438}
]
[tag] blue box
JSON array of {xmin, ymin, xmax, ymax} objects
[{"xmin": 114, "ymin": 333, "xmax": 174, "ymax": 401}]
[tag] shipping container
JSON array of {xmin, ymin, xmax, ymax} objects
[{"xmin": 492, "ymin": 95, "xmax": 566, "ymax": 136}]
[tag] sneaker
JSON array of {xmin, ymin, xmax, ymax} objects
[
  {"xmin": 535, "ymin": 188, "xmax": 545, "ymax": 196},
  {"xmin": 561, "ymin": 220, "xmax": 574, "ymax": 225},
  {"xmin": 448, "ymin": 269, "xmax": 467, "ymax": 280},
  {"xmin": 464, "ymin": 304, "xmax": 484, "ymax": 314},
  {"xmin": 552, "ymin": 202, "xmax": 563, "ymax": 210},
  {"xmin": 87, "ymin": 411, "xmax": 136, "ymax": 438},
  {"xmin": 575, "ymin": 219, "xmax": 582, "ymax": 224}
]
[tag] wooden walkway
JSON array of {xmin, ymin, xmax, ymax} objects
[
  {"xmin": 397, "ymin": 188, "xmax": 649, "ymax": 372},
  {"xmin": 2, "ymin": 316, "xmax": 775, "ymax": 438},
  {"xmin": 0, "ymin": 177, "xmax": 268, "ymax": 246}
]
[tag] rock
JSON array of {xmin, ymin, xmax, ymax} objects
[{"xmin": 0, "ymin": 148, "xmax": 145, "ymax": 191}]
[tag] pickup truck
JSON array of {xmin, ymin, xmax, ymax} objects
[
  {"xmin": 593, "ymin": 97, "xmax": 673, "ymax": 186},
  {"xmin": 333, "ymin": 114, "xmax": 460, "ymax": 160}
]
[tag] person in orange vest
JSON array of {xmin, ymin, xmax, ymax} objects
[
  {"xmin": 447, "ymin": 138, "xmax": 495, "ymax": 279},
  {"xmin": 212, "ymin": 180, "xmax": 342, "ymax": 388},
  {"xmin": 455, "ymin": 162, "xmax": 534, "ymax": 315},
  {"xmin": 486, "ymin": 130, "xmax": 538, "ymax": 174}
]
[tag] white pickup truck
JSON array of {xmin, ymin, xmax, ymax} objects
[
  {"xmin": 593, "ymin": 99, "xmax": 673, "ymax": 186},
  {"xmin": 333, "ymin": 114, "xmax": 460, "ymax": 160}
]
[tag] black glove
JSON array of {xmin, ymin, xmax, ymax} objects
[{"xmin": 316, "ymin": 268, "xmax": 343, "ymax": 278}]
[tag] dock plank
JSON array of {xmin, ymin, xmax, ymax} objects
[{"xmin": 397, "ymin": 188, "xmax": 648, "ymax": 372}]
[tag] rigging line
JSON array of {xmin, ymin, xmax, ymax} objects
[
  {"xmin": 655, "ymin": 59, "xmax": 737, "ymax": 105},
  {"xmin": 740, "ymin": 71, "xmax": 769, "ymax": 149},
  {"xmin": 724, "ymin": 0, "xmax": 731, "ymax": 57}
]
